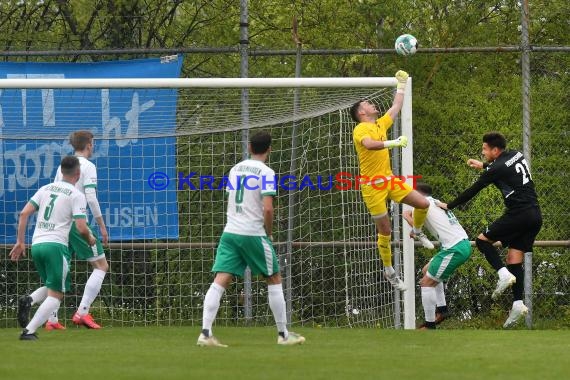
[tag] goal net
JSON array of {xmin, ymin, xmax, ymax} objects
[{"xmin": 0, "ymin": 77, "xmax": 416, "ymax": 329}]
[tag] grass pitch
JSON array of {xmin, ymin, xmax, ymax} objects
[{"xmin": 0, "ymin": 326, "xmax": 568, "ymax": 380}]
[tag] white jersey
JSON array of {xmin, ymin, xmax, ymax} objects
[
  {"xmin": 423, "ymin": 196, "xmax": 468, "ymax": 249},
  {"xmin": 55, "ymin": 155, "xmax": 97, "ymax": 215},
  {"xmin": 223, "ymin": 159, "xmax": 277, "ymax": 236},
  {"xmin": 29, "ymin": 181, "xmax": 87, "ymax": 246},
  {"xmin": 55, "ymin": 156, "xmax": 97, "ymax": 195}
]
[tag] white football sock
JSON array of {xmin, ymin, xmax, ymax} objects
[
  {"xmin": 202, "ymin": 283, "xmax": 225, "ymax": 336},
  {"xmin": 26, "ymin": 296, "xmax": 60, "ymax": 334},
  {"xmin": 421, "ymin": 287, "xmax": 437, "ymax": 322},
  {"xmin": 48, "ymin": 310, "xmax": 59, "ymax": 323},
  {"xmin": 77, "ymin": 269, "xmax": 106, "ymax": 316},
  {"xmin": 435, "ymin": 282, "xmax": 446, "ymax": 307},
  {"xmin": 30, "ymin": 286, "xmax": 48, "ymax": 305},
  {"xmin": 268, "ymin": 283, "xmax": 288, "ymax": 337}
]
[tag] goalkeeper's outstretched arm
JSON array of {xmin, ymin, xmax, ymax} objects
[
  {"xmin": 361, "ymin": 135, "xmax": 408, "ymax": 150},
  {"xmin": 386, "ymin": 70, "xmax": 408, "ymax": 120}
]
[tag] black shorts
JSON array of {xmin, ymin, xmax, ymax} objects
[{"xmin": 483, "ymin": 206, "xmax": 542, "ymax": 252}]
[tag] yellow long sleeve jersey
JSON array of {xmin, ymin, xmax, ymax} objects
[{"xmin": 352, "ymin": 113, "xmax": 394, "ymax": 179}]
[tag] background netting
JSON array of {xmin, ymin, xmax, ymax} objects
[
  {"xmin": 0, "ymin": 74, "xmax": 568, "ymax": 329},
  {"xmin": 2, "ymin": 85, "xmax": 413, "ymax": 328}
]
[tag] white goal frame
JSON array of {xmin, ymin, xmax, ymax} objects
[
  {"xmin": 2, "ymin": 77, "xmax": 400, "ymax": 89},
  {"xmin": 0, "ymin": 76, "xmax": 416, "ymax": 329}
]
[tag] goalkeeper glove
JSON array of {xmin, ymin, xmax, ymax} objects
[
  {"xmin": 384, "ymin": 135, "xmax": 408, "ymax": 149},
  {"xmin": 395, "ymin": 70, "xmax": 409, "ymax": 93}
]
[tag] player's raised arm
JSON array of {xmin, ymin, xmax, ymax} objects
[
  {"xmin": 467, "ymin": 159, "xmax": 484, "ymax": 169},
  {"xmin": 354, "ymin": 70, "xmax": 409, "ymax": 151},
  {"xmin": 386, "ymin": 70, "xmax": 408, "ymax": 121},
  {"xmin": 447, "ymin": 170, "xmax": 495, "ymax": 209},
  {"xmin": 361, "ymin": 135, "xmax": 408, "ymax": 150}
]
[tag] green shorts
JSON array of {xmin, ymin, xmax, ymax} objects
[
  {"xmin": 212, "ymin": 232, "xmax": 279, "ymax": 277},
  {"xmin": 427, "ymin": 239, "xmax": 472, "ymax": 282},
  {"xmin": 31, "ymin": 242, "xmax": 71, "ymax": 293},
  {"xmin": 68, "ymin": 222, "xmax": 104, "ymax": 261}
]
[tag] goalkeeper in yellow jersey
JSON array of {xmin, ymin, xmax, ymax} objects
[{"xmin": 350, "ymin": 70, "xmax": 432, "ymax": 291}]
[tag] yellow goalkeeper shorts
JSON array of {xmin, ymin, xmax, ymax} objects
[{"xmin": 360, "ymin": 177, "xmax": 414, "ymax": 217}]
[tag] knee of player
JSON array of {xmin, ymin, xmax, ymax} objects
[
  {"xmin": 417, "ymin": 198, "xmax": 430, "ymax": 209},
  {"xmin": 93, "ymin": 259, "xmax": 109, "ymax": 272},
  {"xmin": 47, "ymin": 289, "xmax": 65, "ymax": 300},
  {"xmin": 506, "ymin": 257, "xmax": 523, "ymax": 265},
  {"xmin": 377, "ymin": 228, "xmax": 392, "ymax": 237},
  {"xmin": 419, "ymin": 275, "xmax": 436, "ymax": 287},
  {"xmin": 266, "ymin": 272, "xmax": 282, "ymax": 285},
  {"xmin": 373, "ymin": 214, "xmax": 391, "ymax": 235},
  {"xmin": 214, "ymin": 272, "xmax": 234, "ymax": 288}
]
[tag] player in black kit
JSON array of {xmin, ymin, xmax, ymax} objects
[{"xmin": 438, "ymin": 132, "xmax": 542, "ymax": 328}]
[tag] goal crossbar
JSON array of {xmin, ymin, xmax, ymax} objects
[{"xmin": 0, "ymin": 77, "xmax": 398, "ymax": 89}]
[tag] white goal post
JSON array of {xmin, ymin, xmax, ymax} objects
[{"xmin": 0, "ymin": 76, "xmax": 416, "ymax": 329}]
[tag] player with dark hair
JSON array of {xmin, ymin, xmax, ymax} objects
[
  {"xmin": 19, "ymin": 130, "xmax": 109, "ymax": 330},
  {"xmin": 403, "ymin": 182, "xmax": 472, "ymax": 329},
  {"xmin": 10, "ymin": 156, "xmax": 95, "ymax": 340},
  {"xmin": 197, "ymin": 131, "xmax": 305, "ymax": 347},
  {"xmin": 438, "ymin": 132, "xmax": 542, "ymax": 328},
  {"xmin": 351, "ymin": 70, "xmax": 433, "ymax": 292}
]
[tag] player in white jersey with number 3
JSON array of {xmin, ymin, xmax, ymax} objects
[
  {"xmin": 10, "ymin": 156, "xmax": 96, "ymax": 340},
  {"xmin": 20, "ymin": 130, "xmax": 109, "ymax": 330},
  {"xmin": 403, "ymin": 182, "xmax": 472, "ymax": 329},
  {"xmin": 197, "ymin": 131, "xmax": 305, "ymax": 347}
]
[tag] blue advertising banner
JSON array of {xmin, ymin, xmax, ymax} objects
[{"xmin": 0, "ymin": 57, "xmax": 182, "ymax": 242}]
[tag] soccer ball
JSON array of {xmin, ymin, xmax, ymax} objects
[{"xmin": 395, "ymin": 34, "xmax": 418, "ymax": 56}]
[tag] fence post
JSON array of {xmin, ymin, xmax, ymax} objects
[
  {"xmin": 520, "ymin": 0, "xmax": 533, "ymax": 329},
  {"xmin": 524, "ymin": 251, "xmax": 533, "ymax": 328},
  {"xmin": 240, "ymin": 0, "xmax": 252, "ymax": 323}
]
